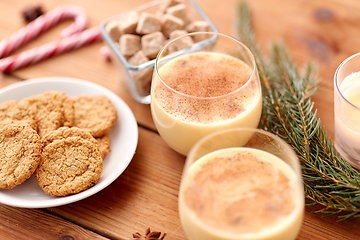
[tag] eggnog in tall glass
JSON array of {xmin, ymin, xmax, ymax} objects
[
  {"xmin": 179, "ymin": 128, "xmax": 304, "ymax": 240},
  {"xmin": 151, "ymin": 32, "xmax": 262, "ymax": 155},
  {"xmin": 334, "ymin": 52, "xmax": 360, "ymax": 169}
]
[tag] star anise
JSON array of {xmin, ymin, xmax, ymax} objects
[{"xmin": 132, "ymin": 227, "xmax": 167, "ymax": 240}]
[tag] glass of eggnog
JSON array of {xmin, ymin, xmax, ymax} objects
[
  {"xmin": 179, "ymin": 127, "xmax": 304, "ymax": 240},
  {"xmin": 334, "ymin": 52, "xmax": 360, "ymax": 169},
  {"xmin": 150, "ymin": 32, "xmax": 262, "ymax": 155}
]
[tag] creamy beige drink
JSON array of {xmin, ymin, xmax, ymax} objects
[
  {"xmin": 334, "ymin": 71, "xmax": 360, "ymax": 168},
  {"xmin": 179, "ymin": 147, "xmax": 304, "ymax": 240},
  {"xmin": 151, "ymin": 51, "xmax": 262, "ymax": 155}
]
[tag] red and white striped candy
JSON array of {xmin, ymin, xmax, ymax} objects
[
  {"xmin": 0, "ymin": 4, "xmax": 104, "ymax": 73},
  {"xmin": 0, "ymin": 4, "xmax": 89, "ymax": 59},
  {"xmin": 0, "ymin": 27, "xmax": 102, "ymax": 73}
]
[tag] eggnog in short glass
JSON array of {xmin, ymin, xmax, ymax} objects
[
  {"xmin": 334, "ymin": 52, "xmax": 360, "ymax": 169},
  {"xmin": 150, "ymin": 32, "xmax": 262, "ymax": 155},
  {"xmin": 179, "ymin": 128, "xmax": 304, "ymax": 240}
]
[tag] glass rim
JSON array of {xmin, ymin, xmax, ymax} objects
[
  {"xmin": 154, "ymin": 32, "xmax": 258, "ymax": 100},
  {"xmin": 187, "ymin": 127, "xmax": 299, "ymax": 167},
  {"xmin": 334, "ymin": 52, "xmax": 360, "ymax": 111}
]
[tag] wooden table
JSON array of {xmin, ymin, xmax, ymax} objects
[{"xmin": 0, "ymin": 0, "xmax": 359, "ymax": 239}]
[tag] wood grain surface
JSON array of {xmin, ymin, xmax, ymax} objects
[{"xmin": 0, "ymin": 0, "xmax": 359, "ymax": 239}]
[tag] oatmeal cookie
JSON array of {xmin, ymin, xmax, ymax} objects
[
  {"xmin": 96, "ymin": 134, "xmax": 111, "ymax": 159},
  {"xmin": 0, "ymin": 100, "xmax": 37, "ymax": 131},
  {"xmin": 42, "ymin": 126, "xmax": 97, "ymax": 147},
  {"xmin": 42, "ymin": 91, "xmax": 75, "ymax": 127},
  {"xmin": 35, "ymin": 137, "xmax": 103, "ymax": 196},
  {"xmin": 20, "ymin": 94, "xmax": 63, "ymax": 137},
  {"xmin": 0, "ymin": 124, "xmax": 42, "ymax": 189},
  {"xmin": 72, "ymin": 95, "xmax": 117, "ymax": 137}
]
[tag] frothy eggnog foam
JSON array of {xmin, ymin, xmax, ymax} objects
[
  {"xmin": 160, "ymin": 52, "xmax": 252, "ymax": 97},
  {"xmin": 179, "ymin": 147, "xmax": 303, "ymax": 239},
  {"xmin": 154, "ymin": 52, "xmax": 258, "ymax": 123}
]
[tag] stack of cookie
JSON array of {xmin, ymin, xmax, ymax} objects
[{"xmin": 0, "ymin": 91, "xmax": 117, "ymax": 196}]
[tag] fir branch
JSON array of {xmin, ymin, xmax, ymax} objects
[{"xmin": 237, "ymin": 1, "xmax": 360, "ymax": 222}]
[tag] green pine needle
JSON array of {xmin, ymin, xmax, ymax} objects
[{"xmin": 237, "ymin": 1, "xmax": 360, "ymax": 222}]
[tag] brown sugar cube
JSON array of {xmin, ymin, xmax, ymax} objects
[
  {"xmin": 167, "ymin": 30, "xmax": 194, "ymax": 54},
  {"xmin": 128, "ymin": 50, "xmax": 149, "ymax": 66},
  {"xmin": 165, "ymin": 3, "xmax": 190, "ymax": 25},
  {"xmin": 105, "ymin": 20, "xmax": 122, "ymax": 42},
  {"xmin": 141, "ymin": 32, "xmax": 166, "ymax": 59},
  {"xmin": 118, "ymin": 11, "xmax": 139, "ymax": 34},
  {"xmin": 161, "ymin": 14, "xmax": 184, "ymax": 38},
  {"xmin": 134, "ymin": 67, "xmax": 153, "ymax": 95},
  {"xmin": 160, "ymin": 39, "xmax": 171, "ymax": 56},
  {"xmin": 119, "ymin": 34, "xmax": 141, "ymax": 57},
  {"xmin": 159, "ymin": 0, "xmax": 183, "ymax": 13},
  {"xmin": 169, "ymin": 29, "xmax": 189, "ymax": 39},
  {"xmin": 185, "ymin": 20, "xmax": 212, "ymax": 42},
  {"xmin": 136, "ymin": 12, "xmax": 162, "ymax": 35},
  {"xmin": 185, "ymin": 20, "xmax": 212, "ymax": 32},
  {"xmin": 128, "ymin": 51, "xmax": 153, "ymax": 94}
]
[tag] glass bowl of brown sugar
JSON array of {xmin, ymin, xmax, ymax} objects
[{"xmin": 100, "ymin": 0, "xmax": 218, "ymax": 104}]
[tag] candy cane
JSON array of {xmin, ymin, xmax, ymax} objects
[
  {"xmin": 0, "ymin": 27, "xmax": 102, "ymax": 73},
  {"xmin": 0, "ymin": 5, "xmax": 103, "ymax": 73},
  {"xmin": 0, "ymin": 5, "xmax": 89, "ymax": 59}
]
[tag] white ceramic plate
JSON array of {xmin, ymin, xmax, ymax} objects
[{"xmin": 0, "ymin": 77, "xmax": 138, "ymax": 208}]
